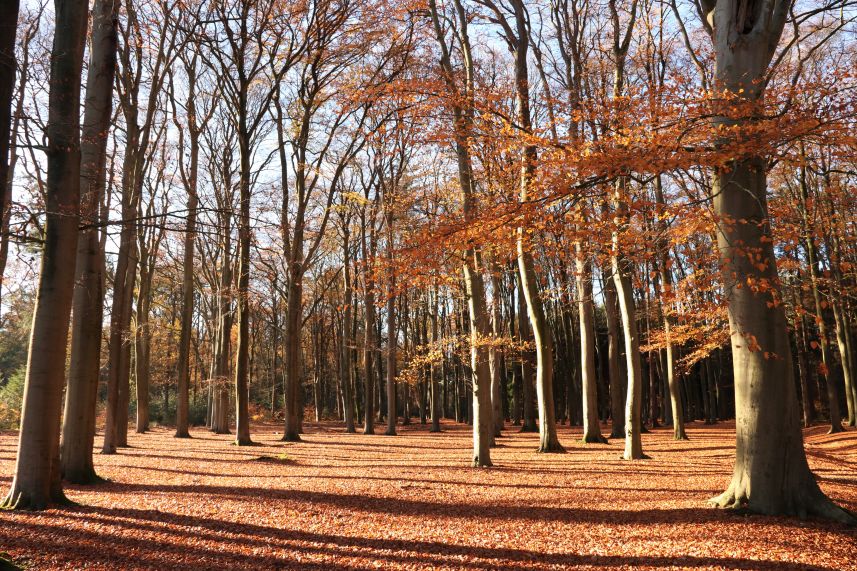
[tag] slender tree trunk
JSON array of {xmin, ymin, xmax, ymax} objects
[
  {"xmin": 604, "ymin": 274, "xmax": 624, "ymax": 438},
  {"xmin": 489, "ymin": 266, "xmax": 504, "ymax": 438},
  {"xmin": 576, "ymin": 244, "xmax": 606, "ymax": 443},
  {"xmin": 2, "ymin": 0, "xmax": 88, "ymax": 509},
  {"xmin": 430, "ymin": 287, "xmax": 442, "ymax": 432},
  {"xmin": 341, "ymin": 225, "xmax": 356, "ymax": 433},
  {"xmin": 234, "ymin": 130, "xmax": 253, "ymax": 446},
  {"xmin": 362, "ymin": 220, "xmax": 376, "ymax": 435},
  {"xmin": 0, "ymin": 0, "xmax": 18, "ymax": 292},
  {"xmin": 175, "ymin": 112, "xmax": 200, "ymax": 438},
  {"xmin": 611, "ymin": 178, "xmax": 645, "ymax": 459},
  {"xmin": 102, "ymin": 160, "xmax": 137, "ymax": 453},
  {"xmin": 798, "ymin": 166, "xmax": 842, "ymax": 433},
  {"xmin": 134, "ymin": 266, "xmax": 152, "ymax": 433},
  {"xmin": 385, "ymin": 217, "xmax": 397, "ymax": 436}
]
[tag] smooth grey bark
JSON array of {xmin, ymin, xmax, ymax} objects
[
  {"xmin": 703, "ymin": 0, "xmax": 854, "ymax": 522},
  {"xmin": 428, "ymin": 0, "xmax": 493, "ymax": 466},
  {"xmin": 384, "ymin": 213, "xmax": 397, "ymax": 436},
  {"xmin": 362, "ymin": 207, "xmax": 377, "ymax": 435},
  {"xmin": 489, "ymin": 267, "xmax": 504, "ymax": 439},
  {"xmin": 576, "ymin": 244, "xmax": 606, "ymax": 443},
  {"xmin": 173, "ymin": 56, "xmax": 204, "ymax": 439},
  {"xmin": 61, "ymin": 0, "xmax": 118, "ymax": 484},
  {"xmin": 604, "ymin": 274, "xmax": 624, "ymax": 438},
  {"xmin": 430, "ymin": 286, "xmax": 442, "ymax": 432},
  {"xmin": 341, "ymin": 218, "xmax": 356, "ymax": 433},
  {"xmin": 798, "ymin": 163, "xmax": 842, "ymax": 433},
  {"xmin": 654, "ymin": 176, "xmax": 687, "ymax": 439},
  {"xmin": 2, "ymin": 0, "xmax": 88, "ymax": 510}
]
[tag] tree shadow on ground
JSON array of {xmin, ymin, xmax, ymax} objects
[
  {"xmin": 80, "ymin": 479, "xmax": 857, "ymax": 533},
  {"xmin": 0, "ymin": 505, "xmax": 845, "ymax": 571}
]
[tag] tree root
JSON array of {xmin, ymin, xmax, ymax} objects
[
  {"xmin": 538, "ymin": 440, "xmax": 566, "ymax": 453},
  {"xmin": 710, "ymin": 482, "xmax": 857, "ymax": 525},
  {"xmin": 471, "ymin": 455, "xmax": 493, "ymax": 468},
  {"xmin": 581, "ymin": 434, "xmax": 609, "ymax": 444},
  {"xmin": 619, "ymin": 452, "xmax": 651, "ymax": 460},
  {"xmin": 827, "ymin": 424, "xmax": 845, "ymax": 435}
]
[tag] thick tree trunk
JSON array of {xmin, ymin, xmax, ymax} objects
[
  {"xmin": 709, "ymin": 158, "xmax": 852, "ymax": 522},
  {"xmin": 2, "ymin": 0, "xmax": 88, "ymax": 510},
  {"xmin": 699, "ymin": 0, "xmax": 854, "ymax": 522},
  {"xmin": 61, "ymin": 0, "xmax": 118, "ymax": 484},
  {"xmin": 612, "ymin": 259, "xmax": 645, "ymax": 460}
]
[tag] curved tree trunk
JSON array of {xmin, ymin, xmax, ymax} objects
[{"xmin": 2, "ymin": 0, "xmax": 88, "ymax": 509}]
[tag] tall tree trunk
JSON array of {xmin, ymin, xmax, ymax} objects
[
  {"xmin": 362, "ymin": 215, "xmax": 376, "ymax": 435},
  {"xmin": 61, "ymin": 0, "xmax": 118, "ymax": 484},
  {"xmin": 233, "ymin": 129, "xmax": 253, "ymax": 446},
  {"xmin": 175, "ymin": 102, "xmax": 200, "ymax": 438},
  {"xmin": 517, "ymin": 273, "xmax": 537, "ymax": 432},
  {"xmin": 101, "ymin": 150, "xmax": 138, "ymax": 453},
  {"xmin": 604, "ymin": 273, "xmax": 624, "ymax": 438},
  {"xmin": 0, "ymin": 0, "xmax": 18, "ymax": 298},
  {"xmin": 341, "ymin": 224, "xmax": 356, "ymax": 433},
  {"xmin": 134, "ymin": 263, "xmax": 152, "ymax": 433},
  {"xmin": 576, "ymin": 244, "xmax": 606, "ymax": 443},
  {"xmin": 489, "ymin": 266, "xmax": 504, "ymax": 439},
  {"xmin": 2, "ymin": 0, "xmax": 87, "ymax": 509},
  {"xmin": 384, "ymin": 216, "xmax": 397, "ymax": 436},
  {"xmin": 430, "ymin": 287, "xmax": 442, "ymax": 432},
  {"xmin": 798, "ymin": 164, "xmax": 842, "ymax": 433},
  {"xmin": 706, "ymin": 0, "xmax": 852, "ymax": 521}
]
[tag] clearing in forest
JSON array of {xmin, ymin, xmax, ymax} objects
[{"xmin": 0, "ymin": 421, "xmax": 855, "ymax": 570}]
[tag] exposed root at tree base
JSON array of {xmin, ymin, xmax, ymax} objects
[{"xmin": 710, "ymin": 481, "xmax": 857, "ymax": 526}]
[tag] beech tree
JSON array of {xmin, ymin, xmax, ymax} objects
[
  {"xmin": 61, "ymin": 0, "xmax": 120, "ymax": 484},
  {"xmin": 2, "ymin": 0, "xmax": 88, "ymax": 509},
  {"xmin": 699, "ymin": 0, "xmax": 855, "ymax": 522}
]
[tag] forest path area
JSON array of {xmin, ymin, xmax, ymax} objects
[{"xmin": 0, "ymin": 421, "xmax": 855, "ymax": 570}]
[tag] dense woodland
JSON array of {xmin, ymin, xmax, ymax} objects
[{"xmin": 0, "ymin": 0, "xmax": 855, "ymax": 528}]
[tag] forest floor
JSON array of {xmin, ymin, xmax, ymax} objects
[{"xmin": 0, "ymin": 420, "xmax": 855, "ymax": 570}]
